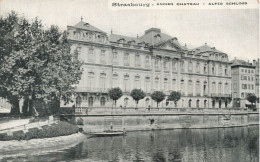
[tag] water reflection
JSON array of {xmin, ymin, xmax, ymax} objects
[{"xmin": 0, "ymin": 126, "xmax": 258, "ymax": 162}]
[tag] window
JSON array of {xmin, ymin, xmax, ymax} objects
[
  {"xmin": 181, "ymin": 79, "xmax": 185, "ymax": 95},
  {"xmin": 155, "ymin": 57, "xmax": 160, "ymax": 69},
  {"xmin": 225, "ymin": 68, "xmax": 227, "ymax": 75},
  {"xmin": 172, "ymin": 59, "xmax": 177, "ymax": 72},
  {"xmin": 88, "ymin": 48, "xmax": 94, "ymax": 62},
  {"xmin": 88, "ymin": 72, "xmax": 95, "ymax": 88},
  {"xmin": 251, "ymin": 70, "xmax": 254, "ymax": 73},
  {"xmin": 99, "ymin": 73, "xmax": 106, "ymax": 90},
  {"xmin": 218, "ymin": 82, "xmax": 222, "ymax": 94},
  {"xmin": 76, "ymin": 96, "xmax": 82, "ymax": 107},
  {"xmin": 180, "ymin": 60, "xmax": 184, "ymax": 72},
  {"xmin": 203, "ymin": 81, "xmax": 207, "ymax": 96},
  {"xmin": 196, "ymin": 62, "xmax": 200, "ymax": 73},
  {"xmin": 164, "ymin": 78, "xmax": 168, "ymax": 91},
  {"xmin": 248, "ymin": 76, "xmax": 250, "ymax": 81},
  {"xmin": 135, "ymin": 54, "xmax": 140, "ymax": 67},
  {"xmin": 212, "ymin": 82, "xmax": 216, "ymax": 92},
  {"xmin": 172, "ymin": 79, "xmax": 176, "ymax": 91},
  {"xmin": 204, "ymin": 100, "xmax": 207, "ymax": 108},
  {"xmin": 100, "ymin": 97, "xmax": 106, "ymax": 106},
  {"xmin": 88, "ymin": 97, "xmax": 93, "ymax": 107},
  {"xmin": 145, "ymin": 55, "xmax": 150, "ymax": 68},
  {"xmin": 113, "ymin": 52, "xmax": 118, "ymax": 65},
  {"xmin": 233, "ymin": 83, "xmax": 237, "ymax": 90},
  {"xmin": 123, "ymin": 74, "xmax": 130, "ymax": 92},
  {"xmin": 145, "ymin": 76, "xmax": 150, "ymax": 92},
  {"xmin": 204, "ymin": 64, "xmax": 207, "ymax": 74},
  {"xmin": 245, "ymin": 69, "xmax": 247, "ymax": 73},
  {"xmin": 123, "ymin": 53, "xmax": 129, "ymax": 66},
  {"xmin": 188, "ymin": 61, "xmax": 193, "ymax": 73},
  {"xmin": 112, "ymin": 73, "xmax": 119, "ymax": 88},
  {"xmin": 196, "ymin": 81, "xmax": 200, "ymax": 96},
  {"xmin": 164, "ymin": 59, "xmax": 169, "ymax": 71},
  {"xmin": 188, "ymin": 80, "xmax": 193, "ymax": 96},
  {"xmin": 100, "ymin": 50, "xmax": 106, "ymax": 64},
  {"xmin": 76, "ymin": 47, "xmax": 82, "ymax": 60},
  {"xmin": 241, "ymin": 69, "xmax": 244, "ymax": 72},
  {"xmin": 196, "ymin": 100, "xmax": 200, "ymax": 108},
  {"xmin": 124, "ymin": 98, "xmax": 129, "ymax": 107},
  {"xmin": 155, "ymin": 77, "xmax": 159, "ymax": 90},
  {"xmin": 134, "ymin": 75, "xmax": 141, "ymax": 89},
  {"xmin": 212, "ymin": 66, "xmax": 215, "ymax": 75},
  {"xmin": 188, "ymin": 99, "xmax": 192, "ymax": 108},
  {"xmin": 219, "ymin": 65, "xmax": 222, "ymax": 75}
]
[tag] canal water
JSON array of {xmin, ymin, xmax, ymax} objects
[{"xmin": 0, "ymin": 126, "xmax": 258, "ymax": 162}]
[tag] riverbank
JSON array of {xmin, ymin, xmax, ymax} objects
[
  {"xmin": 75, "ymin": 111, "xmax": 259, "ymax": 133},
  {"xmin": 0, "ymin": 132, "xmax": 85, "ymax": 153}
]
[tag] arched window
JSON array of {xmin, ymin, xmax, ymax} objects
[
  {"xmin": 76, "ymin": 96, "xmax": 82, "ymax": 107},
  {"xmin": 145, "ymin": 98, "xmax": 150, "ymax": 107},
  {"xmin": 180, "ymin": 60, "xmax": 185, "ymax": 72},
  {"xmin": 88, "ymin": 97, "xmax": 94, "ymax": 107},
  {"xmin": 196, "ymin": 100, "xmax": 200, "ymax": 108},
  {"xmin": 188, "ymin": 99, "xmax": 192, "ymax": 108},
  {"xmin": 212, "ymin": 100, "xmax": 215, "ymax": 108},
  {"xmin": 225, "ymin": 100, "xmax": 228, "ymax": 108},
  {"xmin": 124, "ymin": 97, "xmax": 129, "ymax": 107},
  {"xmin": 204, "ymin": 100, "xmax": 207, "ymax": 108},
  {"xmin": 100, "ymin": 97, "xmax": 106, "ymax": 106}
]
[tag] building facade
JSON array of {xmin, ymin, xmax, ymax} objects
[
  {"xmin": 66, "ymin": 21, "xmax": 232, "ymax": 108},
  {"xmin": 231, "ymin": 58, "xmax": 257, "ymax": 108}
]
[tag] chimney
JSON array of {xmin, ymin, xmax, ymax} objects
[
  {"xmin": 137, "ymin": 34, "xmax": 139, "ymax": 38},
  {"xmin": 205, "ymin": 42, "xmax": 207, "ymax": 46}
]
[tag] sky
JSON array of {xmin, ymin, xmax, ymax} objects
[{"xmin": 0, "ymin": 0, "xmax": 259, "ymax": 61}]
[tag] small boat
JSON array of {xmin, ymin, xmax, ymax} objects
[{"xmin": 88, "ymin": 131, "xmax": 126, "ymax": 137}]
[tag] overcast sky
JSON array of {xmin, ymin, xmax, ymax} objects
[{"xmin": 0, "ymin": 0, "xmax": 259, "ymax": 61}]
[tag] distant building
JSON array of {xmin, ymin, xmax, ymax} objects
[
  {"xmin": 65, "ymin": 20, "xmax": 232, "ymax": 108},
  {"xmin": 252, "ymin": 58, "xmax": 259, "ymax": 108},
  {"xmin": 230, "ymin": 58, "xmax": 257, "ymax": 108}
]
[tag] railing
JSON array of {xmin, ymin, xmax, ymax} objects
[
  {"xmin": 211, "ymin": 93, "xmax": 231, "ymax": 97},
  {"xmin": 75, "ymin": 87, "xmax": 109, "ymax": 93},
  {"xmin": 73, "ymin": 107, "xmax": 258, "ymax": 115}
]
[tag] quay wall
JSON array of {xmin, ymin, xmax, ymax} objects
[{"xmin": 74, "ymin": 112, "xmax": 259, "ymax": 133}]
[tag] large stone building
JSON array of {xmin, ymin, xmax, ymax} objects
[
  {"xmin": 230, "ymin": 58, "xmax": 257, "ymax": 108},
  {"xmin": 66, "ymin": 20, "xmax": 232, "ymax": 108}
]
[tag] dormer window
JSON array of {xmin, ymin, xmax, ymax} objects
[
  {"xmin": 154, "ymin": 34, "xmax": 161, "ymax": 42},
  {"xmin": 84, "ymin": 23, "xmax": 90, "ymax": 27}
]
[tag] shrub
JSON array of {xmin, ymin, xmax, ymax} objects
[{"xmin": 0, "ymin": 121, "xmax": 79, "ymax": 141}]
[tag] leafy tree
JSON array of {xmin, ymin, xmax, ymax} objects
[
  {"xmin": 151, "ymin": 91, "xmax": 166, "ymax": 107},
  {"xmin": 168, "ymin": 91, "xmax": 181, "ymax": 106},
  {"xmin": 246, "ymin": 93, "xmax": 257, "ymax": 110},
  {"xmin": 0, "ymin": 11, "xmax": 83, "ymax": 115},
  {"xmin": 130, "ymin": 89, "xmax": 146, "ymax": 108},
  {"xmin": 108, "ymin": 87, "xmax": 123, "ymax": 107}
]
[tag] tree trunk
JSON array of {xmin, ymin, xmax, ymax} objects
[
  {"xmin": 9, "ymin": 96, "xmax": 20, "ymax": 115},
  {"xmin": 157, "ymin": 102, "xmax": 159, "ymax": 107}
]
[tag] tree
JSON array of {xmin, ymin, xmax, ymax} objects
[
  {"xmin": 0, "ymin": 11, "xmax": 83, "ymax": 115},
  {"xmin": 130, "ymin": 89, "xmax": 146, "ymax": 108},
  {"xmin": 108, "ymin": 87, "xmax": 123, "ymax": 107},
  {"xmin": 151, "ymin": 91, "xmax": 166, "ymax": 107},
  {"xmin": 246, "ymin": 93, "xmax": 257, "ymax": 110},
  {"xmin": 168, "ymin": 91, "xmax": 181, "ymax": 106}
]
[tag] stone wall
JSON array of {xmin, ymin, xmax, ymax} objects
[{"xmin": 76, "ymin": 112, "xmax": 259, "ymax": 133}]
